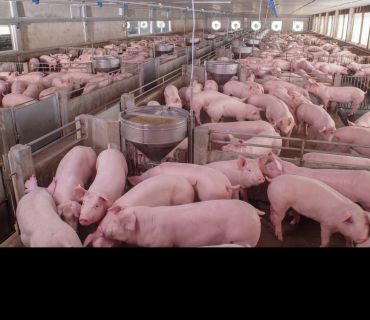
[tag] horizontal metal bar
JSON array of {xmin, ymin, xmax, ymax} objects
[
  {"xmin": 26, "ymin": 121, "xmax": 80, "ymax": 147},
  {"xmin": 32, "ymin": 137, "xmax": 84, "ymax": 157}
]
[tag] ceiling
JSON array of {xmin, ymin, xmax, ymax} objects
[{"xmin": 155, "ymin": 0, "xmax": 370, "ymax": 15}]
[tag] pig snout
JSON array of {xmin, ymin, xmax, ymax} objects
[{"xmin": 79, "ymin": 218, "xmax": 89, "ymax": 226}]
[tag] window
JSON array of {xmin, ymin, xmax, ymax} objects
[
  {"xmin": 0, "ymin": 25, "xmax": 13, "ymax": 52},
  {"xmin": 127, "ymin": 21, "xmax": 139, "ymax": 36},
  {"xmin": 212, "ymin": 20, "xmax": 221, "ymax": 31},
  {"xmin": 313, "ymin": 16, "xmax": 319, "ymax": 32},
  {"xmin": 231, "ymin": 20, "xmax": 241, "ymax": 31},
  {"xmin": 292, "ymin": 21, "xmax": 304, "ymax": 32},
  {"xmin": 360, "ymin": 12, "xmax": 370, "ymax": 46},
  {"xmin": 152, "ymin": 20, "xmax": 171, "ymax": 33},
  {"xmin": 139, "ymin": 21, "xmax": 151, "ymax": 35},
  {"xmin": 351, "ymin": 13, "xmax": 363, "ymax": 43},
  {"xmin": 337, "ymin": 15, "xmax": 344, "ymax": 39},
  {"xmin": 342, "ymin": 14, "xmax": 349, "ymax": 40},
  {"xmin": 271, "ymin": 20, "xmax": 282, "ymax": 32},
  {"xmin": 251, "ymin": 21, "xmax": 261, "ymax": 31},
  {"xmin": 320, "ymin": 16, "xmax": 325, "ymax": 34},
  {"xmin": 327, "ymin": 16, "xmax": 333, "ymax": 37}
]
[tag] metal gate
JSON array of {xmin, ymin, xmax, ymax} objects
[
  {"xmin": 338, "ymin": 75, "xmax": 370, "ymax": 112},
  {"xmin": 0, "ymin": 165, "xmax": 15, "ymax": 244}
]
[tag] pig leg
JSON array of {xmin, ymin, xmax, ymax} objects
[
  {"xmin": 270, "ymin": 206, "xmax": 286, "ymax": 241},
  {"xmin": 283, "ymin": 128, "xmax": 293, "ymax": 147},
  {"xmin": 346, "ymin": 237, "xmax": 354, "ymax": 248},
  {"xmin": 350, "ymin": 102, "xmax": 360, "ymax": 116},
  {"xmin": 304, "ymin": 123, "xmax": 308, "ymax": 136},
  {"xmin": 320, "ymin": 225, "xmax": 332, "ymax": 247},
  {"xmin": 240, "ymin": 188, "xmax": 248, "ymax": 201}
]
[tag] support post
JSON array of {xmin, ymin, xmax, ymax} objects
[{"xmin": 194, "ymin": 126, "xmax": 209, "ymax": 165}]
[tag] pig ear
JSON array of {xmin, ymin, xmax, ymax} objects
[
  {"xmin": 98, "ymin": 194, "xmax": 110, "ymax": 206},
  {"xmin": 236, "ymin": 155, "xmax": 246, "ymax": 170},
  {"xmin": 109, "ymin": 205, "xmax": 122, "ymax": 215},
  {"xmin": 121, "ymin": 211, "xmax": 137, "ymax": 231},
  {"xmin": 319, "ymin": 126, "xmax": 327, "ymax": 133},
  {"xmin": 342, "ymin": 212, "xmax": 353, "ymax": 223},
  {"xmin": 74, "ymin": 185, "xmax": 87, "ymax": 201},
  {"xmin": 271, "ymin": 153, "xmax": 283, "ymax": 172}
]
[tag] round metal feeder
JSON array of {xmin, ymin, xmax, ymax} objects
[
  {"xmin": 206, "ymin": 61, "xmax": 239, "ymax": 85},
  {"xmin": 92, "ymin": 56, "xmax": 120, "ymax": 73},
  {"xmin": 186, "ymin": 37, "xmax": 200, "ymax": 46},
  {"xmin": 155, "ymin": 43, "xmax": 174, "ymax": 56},
  {"xmin": 120, "ymin": 106, "xmax": 189, "ymax": 162},
  {"xmin": 232, "ymin": 46, "xmax": 253, "ymax": 58}
]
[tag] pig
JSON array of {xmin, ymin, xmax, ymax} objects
[
  {"xmin": 147, "ymin": 100, "xmax": 161, "ymax": 106},
  {"xmin": 112, "ymin": 73, "xmax": 133, "ymax": 82},
  {"xmin": 17, "ymin": 176, "xmax": 82, "ymax": 247},
  {"xmin": 82, "ymin": 83, "xmax": 98, "ymax": 95},
  {"xmin": 260, "ymin": 153, "xmax": 370, "ymax": 211},
  {"xmin": 247, "ymin": 93, "xmax": 295, "ymax": 140},
  {"xmin": 222, "ymin": 133, "xmax": 281, "ymax": 156},
  {"xmin": 11, "ymin": 80, "xmax": 27, "ymax": 94},
  {"xmin": 267, "ymin": 174, "xmax": 370, "ymax": 247},
  {"xmin": 262, "ymin": 79, "xmax": 309, "ymax": 98},
  {"xmin": 128, "ymin": 162, "xmax": 240, "ymax": 201},
  {"xmin": 15, "ymin": 72, "xmax": 45, "ymax": 84},
  {"xmin": 303, "ymin": 152, "xmax": 370, "ymax": 169},
  {"xmin": 39, "ymin": 55, "xmax": 58, "ymax": 71},
  {"xmin": 223, "ymin": 80, "xmax": 262, "ymax": 99},
  {"xmin": 192, "ymin": 90, "xmax": 243, "ymax": 124},
  {"xmin": 0, "ymin": 80, "xmax": 10, "ymax": 97},
  {"xmin": 40, "ymin": 73, "xmax": 64, "ymax": 88},
  {"xmin": 61, "ymin": 72, "xmax": 95, "ymax": 84},
  {"xmin": 205, "ymin": 156, "xmax": 265, "ymax": 189},
  {"xmin": 305, "ymin": 79, "xmax": 365, "ymax": 115},
  {"xmin": 74, "ymin": 146, "xmax": 128, "ymax": 226},
  {"xmin": 348, "ymin": 111, "xmax": 370, "ymax": 128},
  {"xmin": 295, "ymin": 102, "xmax": 336, "ymax": 140},
  {"xmin": 47, "ymin": 146, "xmax": 97, "ymax": 230},
  {"xmin": 319, "ymin": 63, "xmax": 348, "ymax": 75},
  {"xmin": 84, "ymin": 175, "xmax": 195, "ymax": 247},
  {"xmin": 22, "ymin": 83, "xmax": 45, "ymax": 99},
  {"xmin": 98, "ymin": 200, "xmax": 264, "ymax": 247},
  {"xmin": 205, "ymin": 98, "xmax": 262, "ymax": 123},
  {"xmin": 354, "ymin": 68, "xmax": 370, "ymax": 77},
  {"xmin": 164, "ymin": 84, "xmax": 182, "ymax": 108},
  {"xmin": 328, "ymin": 126, "xmax": 370, "ymax": 156},
  {"xmin": 204, "ymin": 80, "xmax": 218, "ymax": 91},
  {"xmin": 200, "ymin": 120, "xmax": 278, "ymax": 143},
  {"xmin": 2, "ymin": 93, "xmax": 35, "ymax": 108},
  {"xmin": 28, "ymin": 58, "xmax": 40, "ymax": 72},
  {"xmin": 39, "ymin": 86, "xmax": 71, "ymax": 100},
  {"xmin": 178, "ymin": 87, "xmax": 189, "ymax": 107}
]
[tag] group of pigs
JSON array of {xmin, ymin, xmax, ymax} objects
[
  {"xmin": 16, "ymin": 141, "xmax": 370, "ymax": 247},
  {"xmin": 0, "ymin": 70, "xmax": 133, "ymax": 108}
]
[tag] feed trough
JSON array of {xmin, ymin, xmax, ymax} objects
[
  {"xmin": 186, "ymin": 37, "xmax": 200, "ymax": 46},
  {"xmin": 92, "ymin": 56, "xmax": 120, "ymax": 73},
  {"xmin": 232, "ymin": 46, "xmax": 253, "ymax": 58},
  {"xmin": 206, "ymin": 61, "xmax": 239, "ymax": 85},
  {"xmin": 155, "ymin": 43, "xmax": 174, "ymax": 56},
  {"xmin": 204, "ymin": 34, "xmax": 216, "ymax": 40},
  {"xmin": 120, "ymin": 106, "xmax": 189, "ymax": 162},
  {"xmin": 245, "ymin": 39, "xmax": 261, "ymax": 47}
]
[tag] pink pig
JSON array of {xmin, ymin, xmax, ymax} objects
[
  {"xmin": 84, "ymin": 175, "xmax": 195, "ymax": 247},
  {"xmin": 205, "ymin": 98, "xmax": 262, "ymax": 123},
  {"xmin": 348, "ymin": 111, "xmax": 370, "ymax": 128},
  {"xmin": 260, "ymin": 153, "xmax": 370, "ymax": 211},
  {"xmin": 262, "ymin": 79, "xmax": 309, "ymax": 98},
  {"xmin": 328, "ymin": 126, "xmax": 370, "ymax": 156},
  {"xmin": 164, "ymin": 84, "xmax": 182, "ymax": 108},
  {"xmin": 247, "ymin": 93, "xmax": 295, "ymax": 140},
  {"xmin": 128, "ymin": 162, "xmax": 240, "ymax": 201},
  {"xmin": 223, "ymin": 80, "xmax": 261, "ymax": 99},
  {"xmin": 17, "ymin": 176, "xmax": 82, "ymax": 247},
  {"xmin": 47, "ymin": 146, "xmax": 97, "ymax": 230},
  {"xmin": 267, "ymin": 174, "xmax": 370, "ymax": 247},
  {"xmin": 303, "ymin": 152, "xmax": 370, "ymax": 169},
  {"xmin": 204, "ymin": 80, "xmax": 218, "ymax": 91},
  {"xmin": 2, "ymin": 93, "xmax": 35, "ymax": 108},
  {"xmin": 75, "ymin": 145, "xmax": 128, "ymax": 226},
  {"xmin": 98, "ymin": 200, "xmax": 264, "ymax": 247},
  {"xmin": 295, "ymin": 102, "xmax": 336, "ymax": 140},
  {"xmin": 305, "ymin": 79, "xmax": 365, "ymax": 115}
]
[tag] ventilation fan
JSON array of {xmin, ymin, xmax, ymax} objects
[
  {"xmin": 212, "ymin": 20, "xmax": 221, "ymax": 31},
  {"xmin": 293, "ymin": 21, "xmax": 303, "ymax": 32},
  {"xmin": 157, "ymin": 21, "xmax": 165, "ymax": 28},
  {"xmin": 231, "ymin": 21, "xmax": 241, "ymax": 31},
  {"xmin": 140, "ymin": 21, "xmax": 148, "ymax": 29},
  {"xmin": 251, "ymin": 21, "xmax": 261, "ymax": 31}
]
